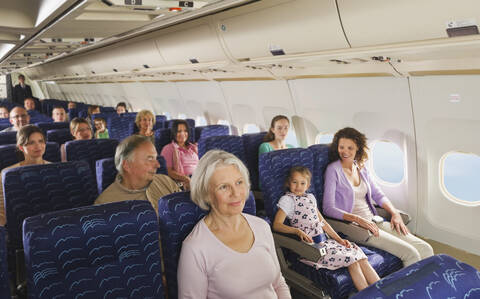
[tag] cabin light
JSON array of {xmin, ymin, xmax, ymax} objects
[
  {"xmin": 169, "ymin": 7, "xmax": 182, "ymax": 12},
  {"xmin": 449, "ymin": 94, "xmax": 461, "ymax": 103},
  {"xmin": 19, "ymin": 35, "xmax": 25, "ymax": 40}
]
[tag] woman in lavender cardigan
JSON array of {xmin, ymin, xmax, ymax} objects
[{"xmin": 323, "ymin": 127, "xmax": 433, "ymax": 267}]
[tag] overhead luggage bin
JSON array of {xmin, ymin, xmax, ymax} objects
[
  {"xmin": 154, "ymin": 19, "xmax": 229, "ymax": 66},
  {"xmin": 216, "ymin": 0, "xmax": 349, "ymax": 60},
  {"xmin": 338, "ymin": 0, "xmax": 480, "ymax": 47}
]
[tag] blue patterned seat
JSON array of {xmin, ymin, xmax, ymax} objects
[
  {"xmin": 0, "ymin": 131, "xmax": 16, "ymax": 146},
  {"xmin": 352, "ymin": 254, "xmax": 480, "ymax": 299},
  {"xmin": 46, "ymin": 128, "xmax": 73, "ymax": 145},
  {"xmin": 2, "ymin": 161, "xmax": 98, "ymax": 279},
  {"xmin": 198, "ymin": 135, "xmax": 247, "ymax": 164},
  {"xmin": 0, "ymin": 123, "xmax": 11, "ymax": 131},
  {"xmin": 158, "ymin": 191, "xmax": 256, "ymax": 299},
  {"xmin": 96, "ymin": 156, "xmax": 168, "ymax": 194},
  {"xmin": 35, "ymin": 121, "xmax": 69, "ymax": 133},
  {"xmin": 65, "ymin": 139, "xmax": 119, "ymax": 176},
  {"xmin": 242, "ymin": 132, "xmax": 267, "ymax": 191},
  {"xmin": 0, "ymin": 142, "xmax": 61, "ymax": 171},
  {"xmin": 68, "ymin": 108, "xmax": 79, "ymax": 120},
  {"xmin": 259, "ymin": 148, "xmax": 402, "ymax": 299},
  {"xmin": 194, "ymin": 124, "xmax": 229, "ymax": 142},
  {"xmin": 27, "ymin": 110, "xmax": 52, "ymax": 123},
  {"xmin": 100, "ymin": 106, "xmax": 116, "ymax": 113},
  {"xmin": 107, "ymin": 115, "xmax": 135, "ymax": 141},
  {"xmin": 308, "ymin": 144, "xmax": 331, "ymax": 201},
  {"xmin": 23, "ymin": 200, "xmax": 164, "ymax": 299},
  {"xmin": 0, "ymin": 227, "xmax": 11, "ymax": 299}
]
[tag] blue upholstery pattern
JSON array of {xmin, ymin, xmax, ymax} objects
[
  {"xmin": 194, "ymin": 124, "xmax": 229, "ymax": 142},
  {"xmin": 2, "ymin": 161, "xmax": 98, "ymax": 270},
  {"xmin": 242, "ymin": 132, "xmax": 267, "ymax": 191},
  {"xmin": 95, "ymin": 156, "xmax": 168, "ymax": 194},
  {"xmin": 308, "ymin": 144, "xmax": 331, "ymax": 202},
  {"xmin": 352, "ymin": 254, "xmax": 480, "ymax": 299},
  {"xmin": 259, "ymin": 148, "xmax": 316, "ymax": 220},
  {"xmin": 0, "ymin": 227, "xmax": 11, "ymax": 298},
  {"xmin": 0, "ymin": 123, "xmax": 11, "ymax": 131},
  {"xmin": 23, "ymin": 200, "xmax": 164, "ymax": 299},
  {"xmin": 107, "ymin": 115, "xmax": 135, "ymax": 141},
  {"xmin": 27, "ymin": 110, "xmax": 52, "ymax": 123},
  {"xmin": 0, "ymin": 131, "xmax": 16, "ymax": 146},
  {"xmin": 100, "ymin": 106, "xmax": 116, "ymax": 113},
  {"xmin": 198, "ymin": 135, "xmax": 247, "ymax": 164},
  {"xmin": 65, "ymin": 139, "xmax": 119, "ymax": 175},
  {"xmin": 68, "ymin": 108, "xmax": 79, "ymax": 120},
  {"xmin": 46, "ymin": 128, "xmax": 73, "ymax": 145},
  {"xmin": 0, "ymin": 142, "xmax": 60, "ymax": 171},
  {"xmin": 158, "ymin": 191, "xmax": 256, "ymax": 299},
  {"xmin": 35, "ymin": 122, "xmax": 69, "ymax": 133},
  {"xmin": 259, "ymin": 148, "xmax": 403, "ymax": 299}
]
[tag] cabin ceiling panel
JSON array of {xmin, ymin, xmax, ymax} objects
[
  {"xmin": 217, "ymin": 0, "xmax": 349, "ymax": 60},
  {"xmin": 338, "ymin": 0, "xmax": 480, "ymax": 47}
]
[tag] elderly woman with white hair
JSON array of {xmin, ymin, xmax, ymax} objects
[{"xmin": 177, "ymin": 150, "xmax": 291, "ymax": 299}]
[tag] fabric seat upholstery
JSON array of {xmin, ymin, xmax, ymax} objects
[
  {"xmin": 158, "ymin": 191, "xmax": 256, "ymax": 299},
  {"xmin": 23, "ymin": 200, "xmax": 164, "ymax": 299},
  {"xmin": 0, "ymin": 142, "xmax": 60, "ymax": 171},
  {"xmin": 0, "ymin": 132, "xmax": 16, "ymax": 146},
  {"xmin": 198, "ymin": 135, "xmax": 247, "ymax": 164},
  {"xmin": 0, "ymin": 227, "xmax": 10, "ymax": 298},
  {"xmin": 242, "ymin": 132, "xmax": 267, "ymax": 191},
  {"xmin": 107, "ymin": 115, "xmax": 135, "ymax": 141},
  {"xmin": 35, "ymin": 122, "xmax": 69, "ymax": 133},
  {"xmin": 65, "ymin": 139, "xmax": 119, "ymax": 176},
  {"xmin": 46, "ymin": 128, "xmax": 73, "ymax": 145}
]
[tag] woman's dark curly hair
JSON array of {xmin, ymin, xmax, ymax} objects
[{"xmin": 329, "ymin": 127, "xmax": 369, "ymax": 168}]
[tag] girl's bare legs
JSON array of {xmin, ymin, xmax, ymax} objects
[
  {"xmin": 358, "ymin": 258, "xmax": 380, "ymax": 285},
  {"xmin": 347, "ymin": 262, "xmax": 369, "ymax": 291}
]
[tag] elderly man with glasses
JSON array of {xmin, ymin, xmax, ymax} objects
[{"xmin": 1, "ymin": 106, "xmax": 30, "ymax": 132}]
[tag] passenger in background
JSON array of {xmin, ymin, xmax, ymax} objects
[
  {"xmin": 135, "ymin": 109, "xmax": 155, "ymax": 143},
  {"xmin": 24, "ymin": 97, "xmax": 36, "ymax": 111},
  {"xmin": 323, "ymin": 127, "xmax": 433, "ymax": 267},
  {"xmin": 12, "ymin": 74, "xmax": 33, "ymax": 106},
  {"xmin": 51, "ymin": 106, "xmax": 67, "ymax": 122},
  {"xmin": 273, "ymin": 166, "xmax": 379, "ymax": 291},
  {"xmin": 87, "ymin": 105, "xmax": 100, "ymax": 119},
  {"xmin": 161, "ymin": 119, "xmax": 198, "ymax": 191},
  {"xmin": 0, "ymin": 106, "xmax": 8, "ymax": 119},
  {"xmin": 116, "ymin": 102, "xmax": 127, "ymax": 115},
  {"xmin": 94, "ymin": 117, "xmax": 109, "ymax": 139},
  {"xmin": 95, "ymin": 135, "xmax": 180, "ymax": 211},
  {"xmin": 0, "ymin": 125, "xmax": 50, "ymax": 226},
  {"xmin": 259, "ymin": 115, "xmax": 294, "ymax": 155},
  {"xmin": 178, "ymin": 150, "xmax": 291, "ymax": 299},
  {"xmin": 61, "ymin": 117, "xmax": 93, "ymax": 161},
  {"xmin": 67, "ymin": 102, "xmax": 76, "ymax": 110},
  {"xmin": 1, "ymin": 106, "xmax": 30, "ymax": 132}
]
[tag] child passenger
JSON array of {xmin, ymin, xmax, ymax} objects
[
  {"xmin": 94, "ymin": 117, "xmax": 109, "ymax": 139},
  {"xmin": 273, "ymin": 166, "xmax": 380, "ymax": 291}
]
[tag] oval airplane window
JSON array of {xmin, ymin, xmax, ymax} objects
[
  {"xmin": 441, "ymin": 152, "xmax": 480, "ymax": 205},
  {"xmin": 315, "ymin": 133, "xmax": 334, "ymax": 144},
  {"xmin": 371, "ymin": 141, "xmax": 405, "ymax": 184},
  {"xmin": 243, "ymin": 123, "xmax": 260, "ymax": 134},
  {"xmin": 196, "ymin": 116, "xmax": 207, "ymax": 126},
  {"xmin": 178, "ymin": 113, "xmax": 187, "ymax": 119}
]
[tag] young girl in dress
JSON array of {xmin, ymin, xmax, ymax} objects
[{"xmin": 273, "ymin": 166, "xmax": 380, "ymax": 291}]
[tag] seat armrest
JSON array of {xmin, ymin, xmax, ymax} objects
[
  {"xmin": 272, "ymin": 232, "xmax": 322, "ymax": 262},
  {"xmin": 375, "ymin": 206, "xmax": 411, "ymax": 225},
  {"xmin": 324, "ymin": 217, "xmax": 371, "ymax": 243}
]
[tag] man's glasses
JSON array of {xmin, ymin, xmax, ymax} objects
[{"xmin": 11, "ymin": 114, "xmax": 29, "ymax": 120}]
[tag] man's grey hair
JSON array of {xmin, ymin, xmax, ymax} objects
[
  {"xmin": 191, "ymin": 150, "xmax": 250, "ymax": 211},
  {"xmin": 114, "ymin": 135, "xmax": 152, "ymax": 176}
]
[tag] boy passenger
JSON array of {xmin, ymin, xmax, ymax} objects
[{"xmin": 52, "ymin": 106, "xmax": 67, "ymax": 122}]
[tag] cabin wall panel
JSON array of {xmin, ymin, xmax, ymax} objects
[
  {"xmin": 410, "ymin": 75, "xmax": 480, "ymax": 255},
  {"xmin": 288, "ymin": 77, "xmax": 417, "ymax": 226}
]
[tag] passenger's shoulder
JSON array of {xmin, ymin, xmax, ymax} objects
[{"xmin": 244, "ymin": 213, "xmax": 270, "ymax": 231}]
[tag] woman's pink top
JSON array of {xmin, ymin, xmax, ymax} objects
[
  {"xmin": 160, "ymin": 142, "xmax": 198, "ymax": 176},
  {"xmin": 177, "ymin": 213, "xmax": 291, "ymax": 299}
]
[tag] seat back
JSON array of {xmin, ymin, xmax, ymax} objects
[
  {"xmin": 23, "ymin": 200, "xmax": 164, "ymax": 299},
  {"xmin": 0, "ymin": 131, "xmax": 16, "ymax": 146},
  {"xmin": 242, "ymin": 132, "xmax": 267, "ymax": 191},
  {"xmin": 0, "ymin": 142, "xmax": 60, "ymax": 171},
  {"xmin": 158, "ymin": 191, "xmax": 256, "ymax": 299},
  {"xmin": 35, "ymin": 122, "xmax": 69, "ymax": 133},
  {"xmin": 2, "ymin": 161, "xmax": 97, "ymax": 255},
  {"xmin": 95, "ymin": 156, "xmax": 168, "ymax": 194},
  {"xmin": 67, "ymin": 108, "xmax": 78, "ymax": 120},
  {"xmin": 27, "ymin": 110, "xmax": 52, "ymax": 123},
  {"xmin": 198, "ymin": 136, "xmax": 247, "ymax": 165},
  {"xmin": 194, "ymin": 124, "xmax": 229, "ymax": 142},
  {"xmin": 65, "ymin": 139, "xmax": 119, "ymax": 175},
  {"xmin": 259, "ymin": 148, "xmax": 315, "ymax": 220},
  {"xmin": 107, "ymin": 115, "xmax": 135, "ymax": 141},
  {"xmin": 0, "ymin": 123, "xmax": 11, "ymax": 131},
  {"xmin": 46, "ymin": 128, "xmax": 73, "ymax": 145},
  {"xmin": 308, "ymin": 144, "xmax": 331, "ymax": 205},
  {"xmin": 0, "ymin": 227, "xmax": 10, "ymax": 299}
]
